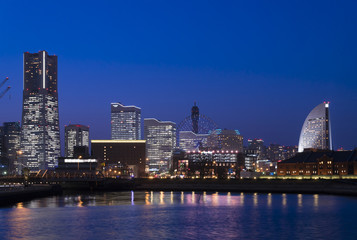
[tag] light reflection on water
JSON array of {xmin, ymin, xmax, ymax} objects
[{"xmin": 0, "ymin": 192, "xmax": 357, "ymax": 240}]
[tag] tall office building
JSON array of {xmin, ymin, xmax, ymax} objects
[
  {"xmin": 21, "ymin": 51, "xmax": 60, "ymax": 171},
  {"xmin": 207, "ymin": 129, "xmax": 244, "ymax": 152},
  {"xmin": 247, "ymin": 139, "xmax": 266, "ymax": 160},
  {"xmin": 144, "ymin": 118, "xmax": 176, "ymax": 173},
  {"xmin": 65, "ymin": 124, "xmax": 89, "ymax": 157},
  {"xmin": 2, "ymin": 122, "xmax": 21, "ymax": 174},
  {"xmin": 179, "ymin": 131, "xmax": 209, "ymax": 152},
  {"xmin": 111, "ymin": 103, "xmax": 141, "ymax": 140},
  {"xmin": 298, "ymin": 102, "xmax": 332, "ymax": 152}
]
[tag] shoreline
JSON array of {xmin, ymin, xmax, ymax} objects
[
  {"xmin": 1, "ymin": 179, "xmax": 357, "ymax": 206},
  {"xmin": 131, "ymin": 179, "xmax": 357, "ymax": 196}
]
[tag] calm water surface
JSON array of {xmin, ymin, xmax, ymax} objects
[{"xmin": 0, "ymin": 191, "xmax": 357, "ymax": 240}]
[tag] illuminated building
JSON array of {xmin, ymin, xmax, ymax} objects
[
  {"xmin": 207, "ymin": 129, "xmax": 243, "ymax": 152},
  {"xmin": 266, "ymin": 144, "xmax": 298, "ymax": 162},
  {"xmin": 298, "ymin": 102, "xmax": 332, "ymax": 152},
  {"xmin": 91, "ymin": 140, "xmax": 146, "ymax": 177},
  {"xmin": 21, "ymin": 51, "xmax": 60, "ymax": 171},
  {"xmin": 277, "ymin": 150, "xmax": 357, "ymax": 176},
  {"xmin": 111, "ymin": 103, "xmax": 141, "ymax": 140},
  {"xmin": 179, "ymin": 131, "xmax": 209, "ymax": 152},
  {"xmin": 65, "ymin": 124, "xmax": 89, "ymax": 157},
  {"xmin": 1, "ymin": 122, "xmax": 21, "ymax": 174},
  {"xmin": 244, "ymin": 149, "xmax": 258, "ymax": 171},
  {"xmin": 247, "ymin": 139, "xmax": 266, "ymax": 160},
  {"xmin": 172, "ymin": 150, "xmax": 245, "ymax": 178},
  {"xmin": 144, "ymin": 118, "xmax": 176, "ymax": 173}
]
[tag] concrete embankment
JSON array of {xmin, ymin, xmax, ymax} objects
[
  {"xmin": 0, "ymin": 185, "xmax": 62, "ymax": 206},
  {"xmin": 132, "ymin": 179, "xmax": 357, "ymax": 196}
]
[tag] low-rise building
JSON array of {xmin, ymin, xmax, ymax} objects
[
  {"xmin": 91, "ymin": 140, "xmax": 146, "ymax": 178},
  {"xmin": 277, "ymin": 150, "xmax": 357, "ymax": 176},
  {"xmin": 172, "ymin": 150, "xmax": 245, "ymax": 178}
]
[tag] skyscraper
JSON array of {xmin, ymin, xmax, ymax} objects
[
  {"xmin": 65, "ymin": 124, "xmax": 89, "ymax": 157},
  {"xmin": 21, "ymin": 51, "xmax": 60, "ymax": 171},
  {"xmin": 298, "ymin": 102, "xmax": 332, "ymax": 152},
  {"xmin": 247, "ymin": 139, "xmax": 266, "ymax": 160},
  {"xmin": 2, "ymin": 122, "xmax": 21, "ymax": 174},
  {"xmin": 144, "ymin": 118, "xmax": 176, "ymax": 173},
  {"xmin": 207, "ymin": 129, "xmax": 244, "ymax": 152},
  {"xmin": 111, "ymin": 103, "xmax": 141, "ymax": 140},
  {"xmin": 179, "ymin": 131, "xmax": 209, "ymax": 152}
]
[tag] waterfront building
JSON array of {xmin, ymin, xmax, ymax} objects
[
  {"xmin": 111, "ymin": 103, "xmax": 141, "ymax": 140},
  {"xmin": 65, "ymin": 124, "xmax": 89, "ymax": 157},
  {"xmin": 244, "ymin": 149, "xmax": 258, "ymax": 171},
  {"xmin": 179, "ymin": 131, "xmax": 209, "ymax": 152},
  {"xmin": 256, "ymin": 159, "xmax": 277, "ymax": 174},
  {"xmin": 247, "ymin": 139, "xmax": 266, "ymax": 160},
  {"xmin": 207, "ymin": 129, "xmax": 243, "ymax": 152},
  {"xmin": 277, "ymin": 150, "xmax": 357, "ymax": 176},
  {"xmin": 144, "ymin": 118, "xmax": 176, "ymax": 173},
  {"xmin": 21, "ymin": 51, "xmax": 61, "ymax": 171},
  {"xmin": 2, "ymin": 122, "xmax": 21, "ymax": 174},
  {"xmin": 298, "ymin": 102, "xmax": 332, "ymax": 152},
  {"xmin": 266, "ymin": 144, "xmax": 298, "ymax": 162},
  {"xmin": 91, "ymin": 140, "xmax": 146, "ymax": 177},
  {"xmin": 172, "ymin": 150, "xmax": 245, "ymax": 178}
]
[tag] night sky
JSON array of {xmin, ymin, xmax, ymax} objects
[{"xmin": 0, "ymin": 0, "xmax": 356, "ymax": 150}]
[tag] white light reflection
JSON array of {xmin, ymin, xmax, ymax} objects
[
  {"xmin": 227, "ymin": 192, "xmax": 231, "ymax": 205},
  {"xmin": 282, "ymin": 193, "xmax": 287, "ymax": 207},
  {"xmin": 131, "ymin": 191, "xmax": 135, "ymax": 205},
  {"xmin": 160, "ymin": 191, "xmax": 164, "ymax": 205},
  {"xmin": 314, "ymin": 194, "xmax": 319, "ymax": 209},
  {"xmin": 267, "ymin": 193, "xmax": 272, "ymax": 207},
  {"xmin": 298, "ymin": 194, "xmax": 302, "ymax": 208}
]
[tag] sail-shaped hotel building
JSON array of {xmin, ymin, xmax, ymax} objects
[{"xmin": 298, "ymin": 102, "xmax": 332, "ymax": 152}]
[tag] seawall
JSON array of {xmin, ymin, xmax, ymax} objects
[
  {"xmin": 132, "ymin": 179, "xmax": 357, "ymax": 196},
  {"xmin": 0, "ymin": 185, "xmax": 62, "ymax": 206}
]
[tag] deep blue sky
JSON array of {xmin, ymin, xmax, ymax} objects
[{"xmin": 0, "ymin": 0, "xmax": 356, "ymax": 150}]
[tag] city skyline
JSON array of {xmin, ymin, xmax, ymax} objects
[{"xmin": 0, "ymin": 1, "xmax": 356, "ymax": 150}]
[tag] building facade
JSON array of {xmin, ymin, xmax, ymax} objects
[
  {"xmin": 277, "ymin": 150, "xmax": 357, "ymax": 176},
  {"xmin": 179, "ymin": 131, "xmax": 209, "ymax": 152},
  {"xmin": 298, "ymin": 102, "xmax": 332, "ymax": 152},
  {"xmin": 111, "ymin": 103, "xmax": 141, "ymax": 140},
  {"xmin": 65, "ymin": 124, "xmax": 89, "ymax": 157},
  {"xmin": 172, "ymin": 150, "xmax": 245, "ymax": 178},
  {"xmin": 207, "ymin": 129, "xmax": 243, "ymax": 152},
  {"xmin": 247, "ymin": 139, "xmax": 266, "ymax": 160},
  {"xmin": 21, "ymin": 51, "xmax": 61, "ymax": 171},
  {"xmin": 266, "ymin": 144, "xmax": 298, "ymax": 162},
  {"xmin": 144, "ymin": 118, "xmax": 176, "ymax": 173},
  {"xmin": 91, "ymin": 140, "xmax": 146, "ymax": 177},
  {"xmin": 2, "ymin": 122, "xmax": 21, "ymax": 174}
]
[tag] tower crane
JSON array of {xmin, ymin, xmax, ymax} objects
[
  {"xmin": 0, "ymin": 86, "xmax": 11, "ymax": 99},
  {"xmin": 0, "ymin": 77, "xmax": 11, "ymax": 100},
  {"xmin": 0, "ymin": 77, "xmax": 9, "ymax": 89}
]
